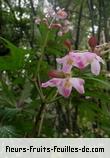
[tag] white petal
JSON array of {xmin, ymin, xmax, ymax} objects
[
  {"xmin": 42, "ymin": 78, "xmax": 62, "ymax": 87},
  {"xmin": 96, "ymin": 55, "xmax": 105, "ymax": 64},
  {"xmin": 56, "ymin": 56, "xmax": 66, "ymax": 64},
  {"xmin": 91, "ymin": 59, "xmax": 100, "ymax": 75},
  {"xmin": 70, "ymin": 78, "xmax": 85, "ymax": 94}
]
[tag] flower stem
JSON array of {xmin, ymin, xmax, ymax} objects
[{"xmin": 36, "ymin": 30, "xmax": 50, "ymax": 98}]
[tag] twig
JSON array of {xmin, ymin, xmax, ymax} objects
[
  {"xmin": 75, "ymin": 0, "xmax": 84, "ymax": 50},
  {"xmin": 37, "ymin": 104, "xmax": 48, "ymax": 137},
  {"xmin": 29, "ymin": 0, "xmax": 36, "ymax": 16},
  {"xmin": 31, "ymin": 102, "xmax": 46, "ymax": 137}
]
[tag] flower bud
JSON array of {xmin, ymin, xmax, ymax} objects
[
  {"xmin": 88, "ymin": 36, "xmax": 97, "ymax": 52},
  {"xmin": 50, "ymin": 23, "xmax": 62, "ymax": 29},
  {"xmin": 64, "ymin": 39, "xmax": 72, "ymax": 51},
  {"xmin": 48, "ymin": 70, "xmax": 65, "ymax": 78},
  {"xmin": 58, "ymin": 31, "xmax": 63, "ymax": 36},
  {"xmin": 42, "ymin": 18, "xmax": 49, "ymax": 26},
  {"xmin": 35, "ymin": 17, "xmax": 41, "ymax": 25}
]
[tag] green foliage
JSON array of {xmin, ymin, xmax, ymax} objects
[
  {"xmin": 0, "ymin": 37, "xmax": 26, "ymax": 70},
  {"xmin": 0, "ymin": 0, "xmax": 110, "ymax": 138},
  {"xmin": 0, "ymin": 125, "xmax": 20, "ymax": 138}
]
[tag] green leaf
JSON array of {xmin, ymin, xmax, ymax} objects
[
  {"xmin": 0, "ymin": 37, "xmax": 26, "ymax": 70},
  {"xmin": 0, "ymin": 81, "xmax": 16, "ymax": 106},
  {"xmin": 0, "ymin": 107, "xmax": 20, "ymax": 121},
  {"xmin": 17, "ymin": 80, "xmax": 33, "ymax": 107},
  {"xmin": 0, "ymin": 125, "xmax": 20, "ymax": 138},
  {"xmin": 84, "ymin": 74, "xmax": 110, "ymax": 89}
]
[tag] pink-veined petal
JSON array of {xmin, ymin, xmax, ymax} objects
[
  {"xmin": 73, "ymin": 58, "xmax": 86, "ymax": 69},
  {"xmin": 82, "ymin": 52, "xmax": 96, "ymax": 62},
  {"xmin": 42, "ymin": 78, "xmax": 62, "ymax": 88},
  {"xmin": 56, "ymin": 55, "xmax": 73, "ymax": 73},
  {"xmin": 58, "ymin": 86, "xmax": 72, "ymax": 97},
  {"xmin": 91, "ymin": 59, "xmax": 100, "ymax": 75},
  {"xmin": 70, "ymin": 52, "xmax": 90, "ymax": 69},
  {"xmin": 70, "ymin": 78, "xmax": 85, "ymax": 94},
  {"xmin": 58, "ymin": 79, "xmax": 72, "ymax": 97},
  {"xmin": 62, "ymin": 63, "xmax": 73, "ymax": 73}
]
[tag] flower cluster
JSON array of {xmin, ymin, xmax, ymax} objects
[
  {"xmin": 35, "ymin": 6, "xmax": 72, "ymax": 36},
  {"xmin": 40, "ymin": 7, "xmax": 104, "ymax": 98},
  {"xmin": 42, "ymin": 51, "xmax": 104, "ymax": 98}
]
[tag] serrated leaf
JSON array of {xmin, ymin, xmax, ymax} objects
[{"xmin": 0, "ymin": 37, "xmax": 26, "ymax": 70}]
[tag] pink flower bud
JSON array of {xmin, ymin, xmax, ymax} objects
[
  {"xmin": 50, "ymin": 23, "xmax": 62, "ymax": 29},
  {"xmin": 88, "ymin": 36, "xmax": 97, "ymax": 52},
  {"xmin": 58, "ymin": 31, "xmax": 63, "ymax": 36},
  {"xmin": 35, "ymin": 17, "xmax": 41, "ymax": 25},
  {"xmin": 64, "ymin": 39, "xmax": 72, "ymax": 51},
  {"xmin": 48, "ymin": 70, "xmax": 65, "ymax": 78}
]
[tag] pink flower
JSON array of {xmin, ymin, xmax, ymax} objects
[
  {"xmin": 56, "ymin": 9, "xmax": 67, "ymax": 19},
  {"xmin": 70, "ymin": 52, "xmax": 104, "ymax": 75},
  {"xmin": 57, "ymin": 20, "xmax": 72, "ymax": 36},
  {"xmin": 35, "ymin": 17, "xmax": 41, "ymax": 25},
  {"xmin": 44, "ymin": 6, "xmax": 67, "ymax": 20},
  {"xmin": 56, "ymin": 54, "xmax": 75, "ymax": 73},
  {"xmin": 44, "ymin": 6, "xmax": 56, "ymax": 18},
  {"xmin": 42, "ymin": 77, "xmax": 85, "ymax": 98},
  {"xmin": 56, "ymin": 52, "xmax": 104, "ymax": 75}
]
